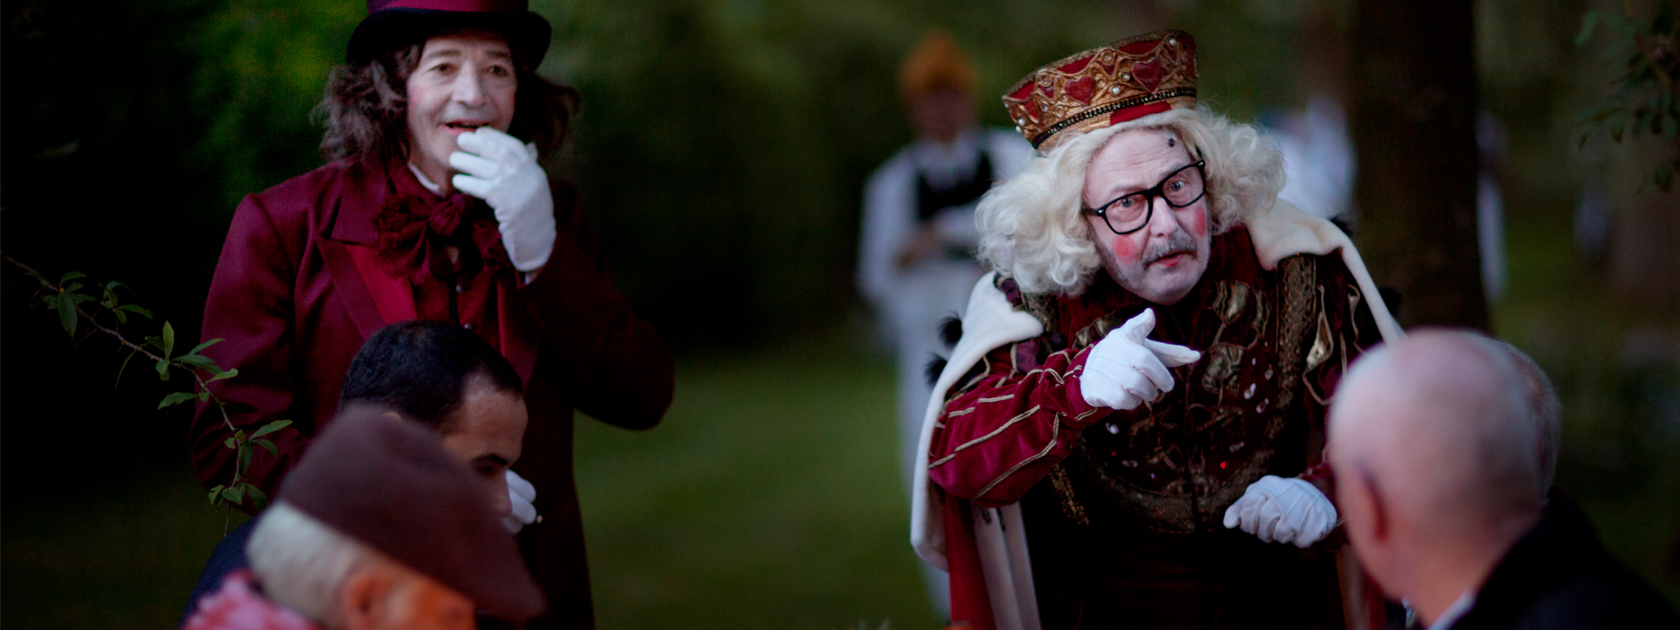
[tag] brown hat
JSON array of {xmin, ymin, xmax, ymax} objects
[{"xmin": 277, "ymin": 405, "xmax": 545, "ymax": 620}]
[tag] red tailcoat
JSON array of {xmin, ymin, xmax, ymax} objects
[{"xmin": 192, "ymin": 156, "xmax": 674, "ymax": 629}]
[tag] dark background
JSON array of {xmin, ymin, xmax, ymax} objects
[{"xmin": 4, "ymin": 0, "xmax": 1677, "ymax": 627}]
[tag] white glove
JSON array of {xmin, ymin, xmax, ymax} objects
[
  {"xmin": 1080, "ymin": 309, "xmax": 1202, "ymax": 410},
  {"xmin": 1223, "ymin": 475, "xmax": 1337, "ymax": 548},
  {"xmin": 502, "ymin": 469, "xmax": 538, "ymax": 533},
  {"xmin": 449, "ymin": 128, "xmax": 557, "ymax": 272}
]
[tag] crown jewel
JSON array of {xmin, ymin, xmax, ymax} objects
[{"xmin": 1003, "ymin": 30, "xmax": 1199, "ymax": 151}]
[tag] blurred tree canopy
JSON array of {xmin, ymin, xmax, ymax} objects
[
  {"xmin": 0, "ymin": 0, "xmax": 1371, "ymax": 481},
  {"xmin": 5, "ymin": 0, "xmax": 1557, "ymax": 470}
]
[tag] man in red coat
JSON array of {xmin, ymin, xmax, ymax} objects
[{"xmin": 191, "ymin": 2, "xmax": 674, "ymax": 628}]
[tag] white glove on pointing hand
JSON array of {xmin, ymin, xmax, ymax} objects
[
  {"xmin": 450, "ymin": 128, "xmax": 557, "ymax": 272},
  {"xmin": 503, "ymin": 469, "xmax": 538, "ymax": 533},
  {"xmin": 1223, "ymin": 475, "xmax": 1337, "ymax": 548},
  {"xmin": 1080, "ymin": 309, "xmax": 1202, "ymax": 410}
]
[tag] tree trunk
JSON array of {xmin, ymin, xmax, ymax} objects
[{"xmin": 1350, "ymin": 0, "xmax": 1488, "ymax": 330}]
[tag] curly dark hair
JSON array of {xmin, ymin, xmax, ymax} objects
[{"xmin": 314, "ymin": 38, "xmax": 579, "ymax": 163}]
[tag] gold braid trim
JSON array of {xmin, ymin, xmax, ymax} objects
[{"xmin": 1273, "ymin": 256, "xmax": 1318, "ymax": 411}]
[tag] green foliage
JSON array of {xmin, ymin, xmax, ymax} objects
[
  {"xmin": 1576, "ymin": 3, "xmax": 1680, "ymax": 190},
  {"xmin": 6, "ymin": 257, "xmax": 291, "ymax": 516}
]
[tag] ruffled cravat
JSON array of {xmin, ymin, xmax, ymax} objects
[{"xmin": 371, "ymin": 173, "xmax": 510, "ymax": 285}]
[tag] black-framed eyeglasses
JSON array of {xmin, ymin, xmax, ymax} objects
[{"xmin": 1082, "ymin": 160, "xmax": 1207, "ymax": 235}]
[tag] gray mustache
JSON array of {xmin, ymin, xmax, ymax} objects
[{"xmin": 1143, "ymin": 230, "xmax": 1198, "ymax": 265}]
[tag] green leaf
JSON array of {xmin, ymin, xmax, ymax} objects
[
  {"xmin": 189, "ymin": 338, "xmax": 224, "ymax": 355},
  {"xmin": 157, "ymin": 391, "xmax": 198, "ymax": 409},
  {"xmin": 1577, "ymin": 11, "xmax": 1601, "ymax": 46},
  {"xmin": 207, "ymin": 484, "xmax": 225, "ymax": 503},
  {"xmin": 113, "ymin": 309, "xmax": 127, "ymax": 324},
  {"xmin": 117, "ymin": 304, "xmax": 153, "ymax": 319},
  {"xmin": 238, "ymin": 441, "xmax": 254, "ymax": 472},
  {"xmin": 221, "ymin": 485, "xmax": 245, "ymax": 506},
  {"xmin": 1604, "ymin": 12, "xmax": 1637, "ymax": 37},
  {"xmin": 155, "ymin": 359, "xmax": 170, "ymax": 381},
  {"xmin": 208, "ymin": 368, "xmax": 240, "ymax": 382},
  {"xmin": 243, "ymin": 484, "xmax": 269, "ymax": 509},
  {"xmin": 250, "ymin": 419, "xmax": 292, "ymax": 439},
  {"xmin": 174, "ymin": 353, "xmax": 214, "ymax": 367},
  {"xmin": 161, "ymin": 321, "xmax": 176, "ymax": 357},
  {"xmin": 115, "ymin": 350, "xmax": 137, "ymax": 389},
  {"xmin": 57, "ymin": 294, "xmax": 77, "ymax": 337},
  {"xmin": 224, "ymin": 437, "xmax": 237, "ymax": 449},
  {"xmin": 198, "ymin": 391, "xmax": 209, "ymax": 402},
  {"xmin": 233, "ymin": 429, "xmax": 247, "ymax": 442},
  {"xmin": 58, "ymin": 271, "xmax": 87, "ymax": 283},
  {"xmin": 105, "ymin": 280, "xmax": 130, "ymax": 293},
  {"xmin": 254, "ymin": 438, "xmax": 278, "ymax": 456}
]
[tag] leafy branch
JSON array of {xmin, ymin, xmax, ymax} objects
[
  {"xmin": 3, "ymin": 253, "xmax": 289, "ymax": 525},
  {"xmin": 1576, "ymin": 2, "xmax": 1680, "ymax": 190}
]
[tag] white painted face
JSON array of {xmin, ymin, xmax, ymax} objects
[
  {"xmin": 404, "ymin": 31, "xmax": 517, "ymax": 190},
  {"xmin": 1081, "ymin": 129, "xmax": 1213, "ymax": 305}
]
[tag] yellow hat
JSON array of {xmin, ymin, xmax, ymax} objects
[{"xmin": 899, "ymin": 30, "xmax": 978, "ymax": 102}]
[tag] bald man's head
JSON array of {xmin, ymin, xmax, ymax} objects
[
  {"xmin": 1490, "ymin": 339, "xmax": 1562, "ymax": 493},
  {"xmin": 1328, "ymin": 330, "xmax": 1546, "ymax": 610}
]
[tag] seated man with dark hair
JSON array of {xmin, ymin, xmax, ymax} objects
[
  {"xmin": 184, "ymin": 407, "xmax": 545, "ymax": 630},
  {"xmin": 184, "ymin": 320, "xmax": 533, "ymax": 623},
  {"xmin": 341, "ymin": 320, "xmax": 534, "ymax": 525}
]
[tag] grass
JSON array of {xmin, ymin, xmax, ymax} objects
[
  {"xmin": 2, "ymin": 468, "xmax": 250, "ymax": 629},
  {"xmin": 574, "ymin": 332, "xmax": 941, "ymax": 629}
]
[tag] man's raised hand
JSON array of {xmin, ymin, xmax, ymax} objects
[
  {"xmin": 450, "ymin": 128, "xmax": 557, "ymax": 272},
  {"xmin": 1080, "ymin": 309, "xmax": 1201, "ymax": 411},
  {"xmin": 503, "ymin": 469, "xmax": 538, "ymax": 533}
]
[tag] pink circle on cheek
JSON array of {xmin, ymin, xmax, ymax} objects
[
  {"xmin": 1110, "ymin": 234, "xmax": 1143, "ymax": 263},
  {"xmin": 1188, "ymin": 207, "xmax": 1208, "ymax": 238}
]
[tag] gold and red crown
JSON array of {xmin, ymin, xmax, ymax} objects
[{"xmin": 1003, "ymin": 30, "xmax": 1199, "ymax": 151}]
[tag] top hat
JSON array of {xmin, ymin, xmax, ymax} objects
[
  {"xmin": 1003, "ymin": 30, "xmax": 1199, "ymax": 151},
  {"xmin": 347, "ymin": 0, "xmax": 552, "ymax": 65}
]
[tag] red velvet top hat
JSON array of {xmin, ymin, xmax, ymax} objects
[
  {"xmin": 1003, "ymin": 30, "xmax": 1199, "ymax": 151},
  {"xmin": 347, "ymin": 0, "xmax": 552, "ymax": 65}
]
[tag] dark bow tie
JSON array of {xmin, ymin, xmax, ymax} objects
[{"xmin": 372, "ymin": 190, "xmax": 510, "ymax": 284}]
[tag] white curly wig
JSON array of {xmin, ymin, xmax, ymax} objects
[{"xmin": 975, "ymin": 106, "xmax": 1285, "ymax": 296}]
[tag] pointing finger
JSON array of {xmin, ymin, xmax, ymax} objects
[{"xmin": 1143, "ymin": 339, "xmax": 1202, "ymax": 367}]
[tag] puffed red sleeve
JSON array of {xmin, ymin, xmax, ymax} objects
[
  {"xmin": 191, "ymin": 193, "xmax": 309, "ymax": 504},
  {"xmin": 928, "ymin": 340, "xmax": 1118, "ymax": 507},
  {"xmin": 515, "ymin": 181, "xmax": 674, "ymax": 429}
]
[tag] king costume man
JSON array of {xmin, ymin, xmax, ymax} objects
[
  {"xmin": 190, "ymin": 2, "xmax": 674, "ymax": 628},
  {"xmin": 910, "ymin": 31, "xmax": 1405, "ymax": 630}
]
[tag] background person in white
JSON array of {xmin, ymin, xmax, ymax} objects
[{"xmin": 856, "ymin": 30, "xmax": 1030, "ymax": 614}]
